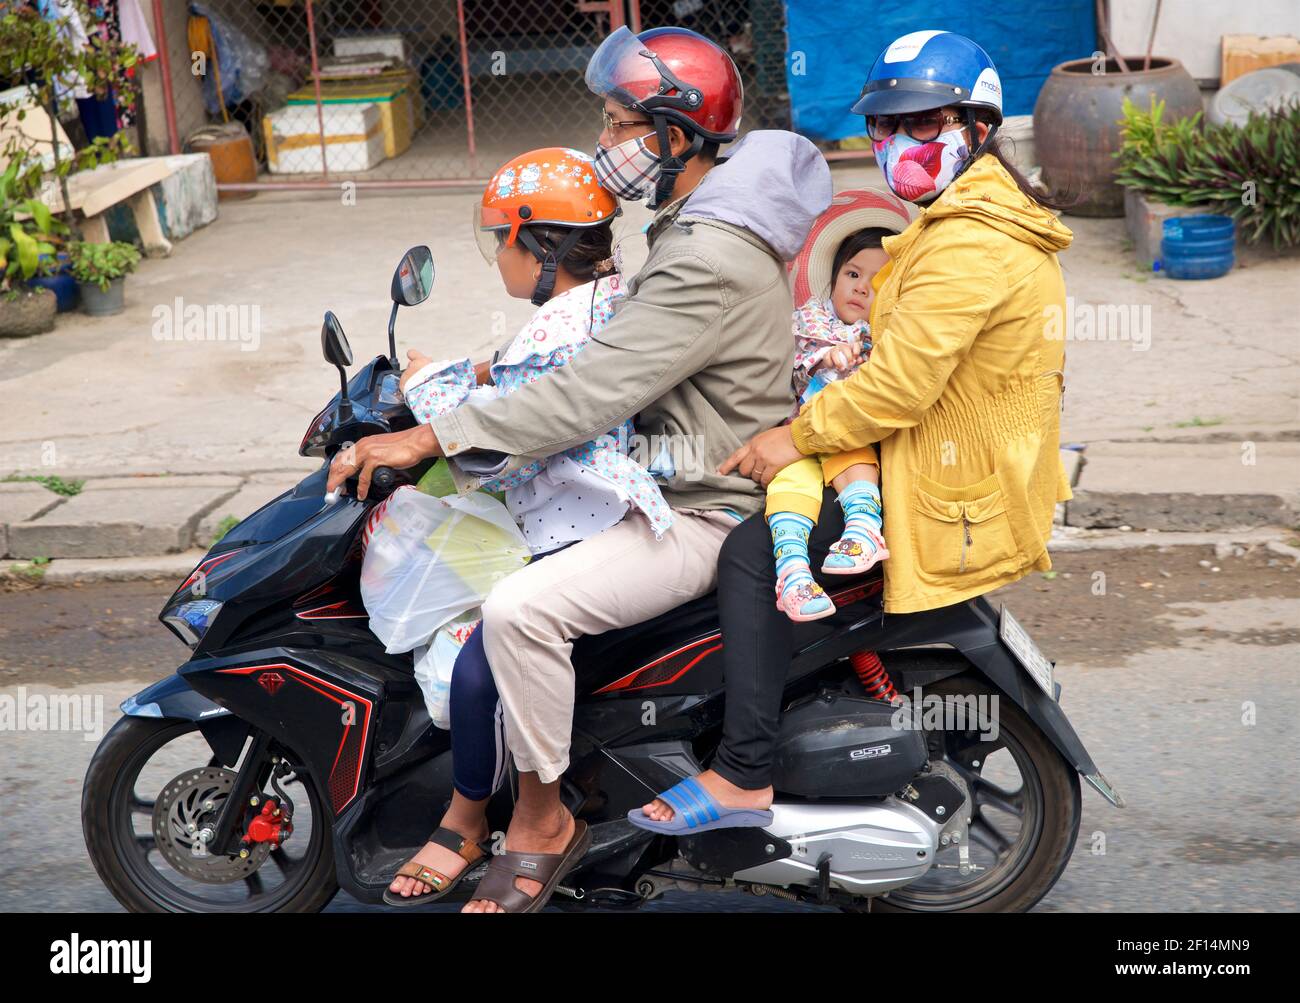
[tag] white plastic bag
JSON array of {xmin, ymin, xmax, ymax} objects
[
  {"xmin": 411, "ymin": 612, "xmax": 480, "ymax": 730},
  {"xmin": 361, "ymin": 486, "xmax": 530, "ymax": 654}
]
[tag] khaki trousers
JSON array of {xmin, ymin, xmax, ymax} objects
[{"xmin": 480, "ymin": 508, "xmax": 737, "ymax": 783}]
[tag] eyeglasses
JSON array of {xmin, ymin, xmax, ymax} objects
[
  {"xmin": 601, "ymin": 108, "xmax": 654, "ymax": 135},
  {"xmin": 866, "ymin": 110, "xmax": 964, "ymax": 143}
]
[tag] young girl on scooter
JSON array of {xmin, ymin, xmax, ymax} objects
[
  {"xmin": 768, "ymin": 189, "xmax": 914, "ymax": 622},
  {"xmin": 383, "ymin": 148, "xmax": 672, "ymax": 906}
]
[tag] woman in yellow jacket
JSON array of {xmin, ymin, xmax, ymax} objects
[{"xmin": 633, "ymin": 30, "xmax": 1076, "ymax": 832}]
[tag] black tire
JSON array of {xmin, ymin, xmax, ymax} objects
[
  {"xmin": 83, "ymin": 716, "xmax": 339, "ymax": 913},
  {"xmin": 850, "ymin": 673, "xmax": 1081, "ymax": 914}
]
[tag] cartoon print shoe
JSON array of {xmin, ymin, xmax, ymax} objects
[
  {"xmin": 822, "ymin": 528, "xmax": 890, "ymax": 575},
  {"xmin": 775, "ymin": 568, "xmax": 837, "ymax": 622}
]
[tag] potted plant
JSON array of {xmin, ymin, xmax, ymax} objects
[
  {"xmin": 1, "ymin": 159, "xmax": 65, "ymax": 337},
  {"xmin": 0, "ymin": 4, "xmax": 139, "ymax": 242},
  {"xmin": 1115, "ymin": 97, "xmax": 1300, "ymax": 260},
  {"xmin": 1113, "ymin": 96, "xmax": 1205, "ymax": 267},
  {"xmin": 66, "ymin": 240, "xmax": 141, "ymax": 316}
]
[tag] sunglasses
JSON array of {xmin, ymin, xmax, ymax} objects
[{"xmin": 866, "ymin": 110, "xmax": 964, "ymax": 143}]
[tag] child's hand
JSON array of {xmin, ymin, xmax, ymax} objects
[
  {"xmin": 820, "ymin": 339, "xmax": 862, "ymax": 373},
  {"xmin": 399, "ymin": 349, "xmax": 435, "ymax": 392}
]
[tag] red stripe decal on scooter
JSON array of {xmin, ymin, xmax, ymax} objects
[
  {"xmin": 215, "ymin": 662, "xmax": 372, "ymax": 813},
  {"xmin": 592, "ymin": 579, "xmax": 881, "ymax": 695},
  {"xmin": 295, "ymin": 600, "xmax": 369, "ymax": 620},
  {"xmin": 593, "ymin": 634, "xmax": 723, "ymax": 694}
]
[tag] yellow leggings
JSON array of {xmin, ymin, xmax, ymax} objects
[{"xmin": 765, "ymin": 446, "xmax": 878, "ymax": 522}]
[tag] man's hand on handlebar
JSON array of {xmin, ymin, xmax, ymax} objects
[{"xmin": 326, "ymin": 425, "xmax": 443, "ymax": 500}]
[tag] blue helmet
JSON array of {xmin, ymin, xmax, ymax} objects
[{"xmin": 852, "ymin": 30, "xmax": 1003, "ymax": 121}]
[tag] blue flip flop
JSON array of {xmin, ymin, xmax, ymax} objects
[{"xmin": 627, "ymin": 776, "xmax": 774, "ymax": 834}]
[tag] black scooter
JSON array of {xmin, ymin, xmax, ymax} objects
[{"xmin": 82, "ymin": 246, "xmax": 1122, "ymax": 913}]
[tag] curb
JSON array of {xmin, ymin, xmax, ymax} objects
[
  {"xmin": 1061, "ymin": 439, "xmax": 1300, "ymax": 532},
  {"xmin": 2, "ymin": 550, "xmax": 207, "ymax": 587},
  {"xmin": 1, "ymin": 469, "xmax": 310, "ymax": 562},
  {"xmin": 6, "ymin": 530, "xmax": 1297, "ymax": 589},
  {"xmin": 1046, "ymin": 526, "xmax": 1297, "ymax": 555}
]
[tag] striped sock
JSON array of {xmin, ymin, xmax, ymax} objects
[
  {"xmin": 835, "ymin": 481, "xmax": 884, "ymax": 556},
  {"xmin": 769, "ymin": 511, "xmax": 828, "ymax": 615}
]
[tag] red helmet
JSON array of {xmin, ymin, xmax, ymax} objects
[{"xmin": 586, "ymin": 26, "xmax": 743, "ymax": 143}]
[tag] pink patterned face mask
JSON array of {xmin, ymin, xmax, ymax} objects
[{"xmin": 873, "ymin": 129, "xmax": 970, "ymax": 204}]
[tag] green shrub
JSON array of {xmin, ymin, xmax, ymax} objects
[
  {"xmin": 0, "ymin": 159, "xmax": 66, "ymax": 299},
  {"xmin": 1114, "ymin": 95, "xmax": 1300, "ymax": 248},
  {"xmin": 66, "ymin": 240, "xmax": 141, "ymax": 291},
  {"xmin": 210, "ymin": 515, "xmax": 241, "ymax": 544}
]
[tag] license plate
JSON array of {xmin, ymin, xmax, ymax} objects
[{"xmin": 999, "ymin": 606, "xmax": 1055, "ymax": 700}]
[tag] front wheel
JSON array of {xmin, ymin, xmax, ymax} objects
[
  {"xmin": 82, "ymin": 715, "xmax": 338, "ymax": 913},
  {"xmin": 849, "ymin": 673, "xmax": 1082, "ymax": 913}
]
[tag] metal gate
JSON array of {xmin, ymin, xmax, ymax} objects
[{"xmin": 154, "ymin": 0, "xmax": 796, "ymax": 191}]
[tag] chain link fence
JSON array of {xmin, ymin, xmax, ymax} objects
[{"xmin": 157, "ymin": 0, "xmax": 794, "ymax": 188}]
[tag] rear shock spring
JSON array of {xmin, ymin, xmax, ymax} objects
[{"xmin": 851, "ymin": 650, "xmax": 898, "ymax": 703}]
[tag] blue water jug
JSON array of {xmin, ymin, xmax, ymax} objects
[{"xmin": 1158, "ymin": 215, "xmax": 1235, "ymax": 280}]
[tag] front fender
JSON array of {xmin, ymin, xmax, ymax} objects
[
  {"xmin": 121, "ymin": 674, "xmax": 250, "ymax": 766},
  {"xmin": 122, "ymin": 673, "xmax": 227, "ymax": 721}
]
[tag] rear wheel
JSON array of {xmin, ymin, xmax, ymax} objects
[
  {"xmin": 83, "ymin": 716, "xmax": 338, "ymax": 913},
  {"xmin": 848, "ymin": 672, "xmax": 1081, "ymax": 913}
]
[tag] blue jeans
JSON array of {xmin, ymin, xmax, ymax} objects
[
  {"xmin": 449, "ymin": 623, "xmax": 508, "ymax": 800},
  {"xmin": 449, "ymin": 546, "xmax": 571, "ymax": 799}
]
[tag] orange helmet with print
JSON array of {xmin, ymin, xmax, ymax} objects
[{"xmin": 475, "ymin": 147, "xmax": 620, "ymax": 304}]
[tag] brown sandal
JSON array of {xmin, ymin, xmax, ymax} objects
[
  {"xmin": 465, "ymin": 820, "xmax": 591, "ymax": 913},
  {"xmin": 382, "ymin": 826, "xmax": 488, "ymax": 907}
]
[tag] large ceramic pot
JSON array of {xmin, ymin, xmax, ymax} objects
[
  {"xmin": 1034, "ymin": 56, "xmax": 1203, "ymax": 217},
  {"xmin": 0, "ymin": 287, "xmax": 57, "ymax": 337}
]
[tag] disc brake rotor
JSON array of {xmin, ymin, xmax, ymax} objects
[{"xmin": 152, "ymin": 767, "xmax": 270, "ymax": 883}]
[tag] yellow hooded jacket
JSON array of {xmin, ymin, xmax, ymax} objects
[{"xmin": 790, "ymin": 153, "xmax": 1074, "ymax": 613}]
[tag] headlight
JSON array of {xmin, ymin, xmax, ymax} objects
[
  {"xmin": 300, "ymin": 403, "xmax": 335, "ymax": 456},
  {"xmin": 163, "ymin": 598, "xmax": 224, "ymax": 648}
]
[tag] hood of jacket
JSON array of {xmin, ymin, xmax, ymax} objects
[
  {"xmin": 914, "ymin": 152, "xmax": 1074, "ymax": 255},
  {"xmin": 676, "ymin": 130, "xmax": 833, "ymax": 261}
]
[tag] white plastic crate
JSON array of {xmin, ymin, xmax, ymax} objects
[{"xmin": 262, "ymin": 103, "xmax": 387, "ymax": 174}]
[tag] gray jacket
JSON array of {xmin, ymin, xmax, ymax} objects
[{"xmin": 431, "ymin": 130, "xmax": 832, "ymax": 517}]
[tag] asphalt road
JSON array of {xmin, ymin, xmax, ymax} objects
[{"xmin": 2, "ymin": 544, "xmax": 1297, "ymax": 913}]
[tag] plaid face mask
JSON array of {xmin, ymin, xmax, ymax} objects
[{"xmin": 593, "ymin": 133, "xmax": 661, "ymax": 202}]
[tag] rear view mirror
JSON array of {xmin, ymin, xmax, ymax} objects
[
  {"xmin": 321, "ymin": 311, "xmax": 353, "ymax": 368},
  {"xmin": 391, "ymin": 245, "xmax": 434, "ymax": 307}
]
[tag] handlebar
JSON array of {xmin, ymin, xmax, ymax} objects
[{"xmin": 371, "ymin": 466, "xmax": 401, "ymax": 493}]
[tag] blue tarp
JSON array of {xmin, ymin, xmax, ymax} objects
[{"xmin": 783, "ymin": 1, "xmax": 1097, "ymax": 141}]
